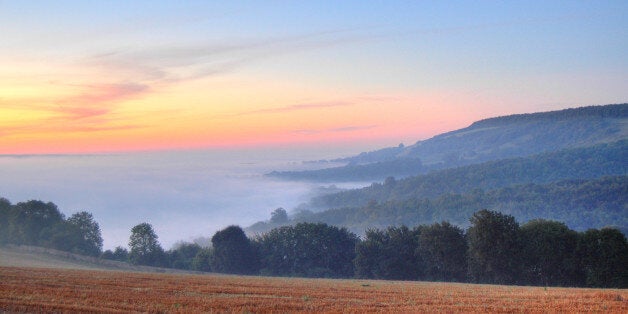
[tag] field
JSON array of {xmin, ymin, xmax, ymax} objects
[{"xmin": 1, "ymin": 266, "xmax": 627, "ymax": 313}]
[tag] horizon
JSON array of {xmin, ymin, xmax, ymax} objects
[
  {"xmin": 2, "ymin": 1, "xmax": 627, "ymax": 154},
  {"xmin": 1, "ymin": 102, "xmax": 623, "ymax": 157}
]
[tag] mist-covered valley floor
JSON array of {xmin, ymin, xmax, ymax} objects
[{"xmin": 0, "ymin": 148, "xmax": 367, "ymax": 250}]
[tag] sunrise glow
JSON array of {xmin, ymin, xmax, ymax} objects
[{"xmin": 1, "ymin": 1, "xmax": 626, "ymax": 154}]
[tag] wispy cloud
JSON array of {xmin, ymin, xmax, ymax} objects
[
  {"xmin": 2, "ymin": 25, "xmax": 377, "ymax": 147},
  {"xmin": 0, "ymin": 82, "xmax": 148, "ymax": 119},
  {"xmin": 84, "ymin": 29, "xmax": 371, "ymax": 84},
  {"xmin": 0, "ymin": 82, "xmax": 149, "ymax": 138},
  {"xmin": 0, "ymin": 120, "xmax": 143, "ymax": 138},
  {"xmin": 56, "ymin": 83, "xmax": 149, "ymax": 119},
  {"xmin": 292, "ymin": 124, "xmax": 378, "ymax": 135},
  {"xmin": 2, "ymin": 27, "xmax": 369, "ymax": 142},
  {"xmin": 236, "ymin": 101, "xmax": 354, "ymax": 116},
  {"xmin": 330, "ymin": 125, "xmax": 378, "ymax": 132}
]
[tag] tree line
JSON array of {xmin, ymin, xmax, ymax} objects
[
  {"xmin": 2, "ymin": 197, "xmax": 625, "ymax": 288},
  {"xmin": 118, "ymin": 210, "xmax": 626, "ymax": 288}
]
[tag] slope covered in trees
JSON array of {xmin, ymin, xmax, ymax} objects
[
  {"xmin": 309, "ymin": 140, "xmax": 627, "ymax": 210},
  {"xmin": 269, "ymin": 104, "xmax": 628, "ymax": 182},
  {"xmin": 294, "ymin": 176, "xmax": 627, "ymax": 236}
]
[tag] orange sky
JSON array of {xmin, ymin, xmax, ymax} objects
[{"xmin": 0, "ymin": 58, "xmax": 486, "ymax": 154}]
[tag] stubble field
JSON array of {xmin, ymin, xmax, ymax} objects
[{"xmin": 1, "ymin": 266, "xmax": 626, "ymax": 313}]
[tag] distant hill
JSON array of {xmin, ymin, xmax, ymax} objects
[
  {"xmin": 268, "ymin": 103, "xmax": 628, "ymax": 182},
  {"xmin": 251, "ymin": 104, "xmax": 628, "ymax": 236}
]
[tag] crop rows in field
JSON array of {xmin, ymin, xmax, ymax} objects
[{"xmin": 1, "ymin": 266, "xmax": 626, "ymax": 313}]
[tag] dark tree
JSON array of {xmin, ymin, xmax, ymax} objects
[
  {"xmin": 416, "ymin": 222, "xmax": 467, "ymax": 282},
  {"xmin": 0, "ymin": 198, "xmax": 12, "ymax": 244},
  {"xmin": 270, "ymin": 208, "xmax": 289, "ymax": 224},
  {"xmin": 102, "ymin": 246, "xmax": 129, "ymax": 262},
  {"xmin": 39, "ymin": 221, "xmax": 80, "ymax": 252},
  {"xmin": 66, "ymin": 211, "xmax": 103, "ymax": 256},
  {"xmin": 354, "ymin": 229, "xmax": 386, "ymax": 279},
  {"xmin": 354, "ymin": 226, "xmax": 421, "ymax": 280},
  {"xmin": 520, "ymin": 219, "xmax": 581, "ymax": 286},
  {"xmin": 191, "ymin": 248, "xmax": 212, "ymax": 272},
  {"xmin": 112, "ymin": 246, "xmax": 129, "ymax": 261},
  {"xmin": 11, "ymin": 200, "xmax": 64, "ymax": 245},
  {"xmin": 168, "ymin": 242, "xmax": 202, "ymax": 270},
  {"xmin": 129, "ymin": 223, "xmax": 166, "ymax": 266},
  {"xmin": 211, "ymin": 225, "xmax": 258, "ymax": 275},
  {"xmin": 101, "ymin": 249, "xmax": 115, "ymax": 260},
  {"xmin": 467, "ymin": 209, "xmax": 522, "ymax": 285},
  {"xmin": 255, "ymin": 226, "xmax": 294, "ymax": 276},
  {"xmin": 256, "ymin": 223, "xmax": 358, "ymax": 278},
  {"xmin": 577, "ymin": 228, "xmax": 628, "ymax": 288}
]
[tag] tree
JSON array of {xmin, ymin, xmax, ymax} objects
[
  {"xmin": 0, "ymin": 198, "xmax": 12, "ymax": 244},
  {"xmin": 354, "ymin": 226, "xmax": 421, "ymax": 280},
  {"xmin": 257, "ymin": 223, "xmax": 358, "ymax": 278},
  {"xmin": 191, "ymin": 248, "xmax": 212, "ymax": 272},
  {"xmin": 129, "ymin": 223, "xmax": 165, "ymax": 266},
  {"xmin": 577, "ymin": 228, "xmax": 628, "ymax": 288},
  {"xmin": 168, "ymin": 242, "xmax": 202, "ymax": 270},
  {"xmin": 40, "ymin": 221, "xmax": 91, "ymax": 253},
  {"xmin": 211, "ymin": 225, "xmax": 258, "ymax": 275},
  {"xmin": 11, "ymin": 200, "xmax": 64, "ymax": 245},
  {"xmin": 467, "ymin": 210, "xmax": 522, "ymax": 285},
  {"xmin": 354, "ymin": 229, "xmax": 386, "ymax": 279},
  {"xmin": 416, "ymin": 222, "xmax": 467, "ymax": 282},
  {"xmin": 102, "ymin": 246, "xmax": 129, "ymax": 262},
  {"xmin": 113, "ymin": 246, "xmax": 129, "ymax": 261},
  {"xmin": 270, "ymin": 208, "xmax": 288, "ymax": 224},
  {"xmin": 66, "ymin": 211, "xmax": 103, "ymax": 256},
  {"xmin": 520, "ymin": 219, "xmax": 581, "ymax": 286}
]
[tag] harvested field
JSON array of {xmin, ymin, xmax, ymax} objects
[{"xmin": 1, "ymin": 266, "xmax": 626, "ymax": 313}]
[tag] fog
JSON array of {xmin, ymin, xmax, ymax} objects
[{"xmin": 0, "ymin": 148, "xmax": 368, "ymax": 250}]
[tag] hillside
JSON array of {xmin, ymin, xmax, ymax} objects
[
  {"xmin": 269, "ymin": 104, "xmax": 628, "ymax": 182},
  {"xmin": 310, "ymin": 140, "xmax": 627, "ymax": 209},
  {"xmin": 294, "ymin": 176, "xmax": 627, "ymax": 236},
  {"xmin": 248, "ymin": 140, "xmax": 627, "ymax": 235}
]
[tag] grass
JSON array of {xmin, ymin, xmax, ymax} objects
[
  {"xmin": 0, "ymin": 245, "xmax": 199, "ymax": 274},
  {"xmin": 1, "ymin": 266, "xmax": 626, "ymax": 313}
]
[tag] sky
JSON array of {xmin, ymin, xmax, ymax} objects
[{"xmin": 1, "ymin": 1, "xmax": 627, "ymax": 154}]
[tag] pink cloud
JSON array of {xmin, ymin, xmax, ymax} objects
[
  {"xmin": 56, "ymin": 83, "xmax": 149, "ymax": 119},
  {"xmin": 0, "ymin": 82, "xmax": 150, "ymax": 140}
]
